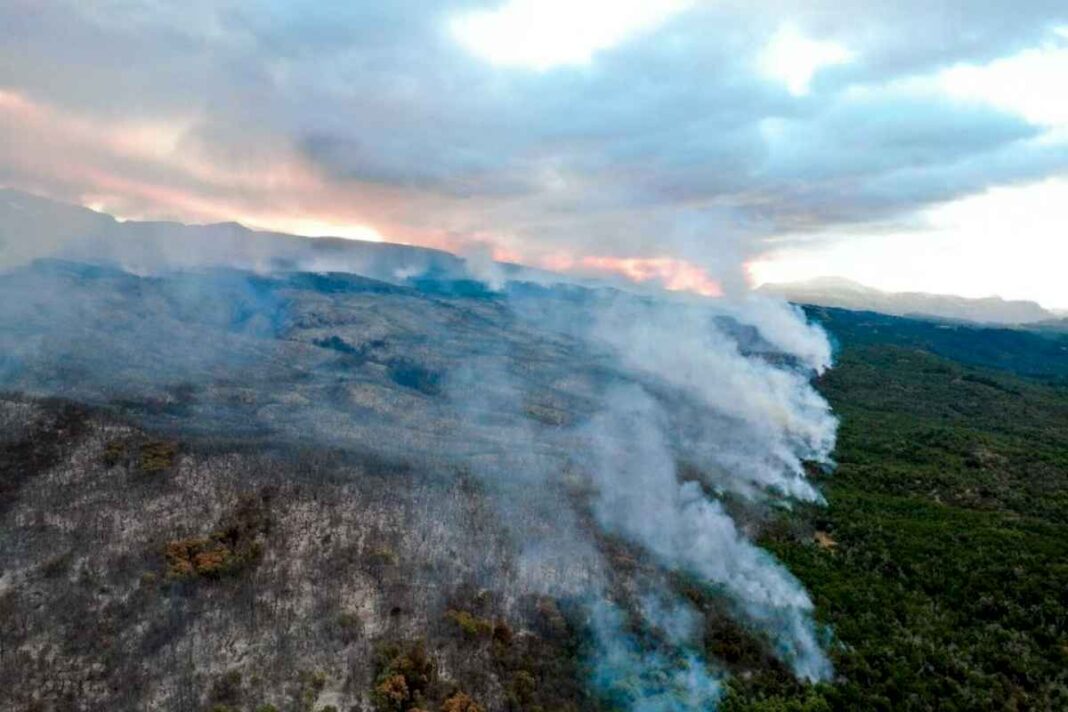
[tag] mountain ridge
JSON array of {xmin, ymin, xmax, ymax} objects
[{"xmin": 759, "ymin": 276, "xmax": 1054, "ymax": 325}]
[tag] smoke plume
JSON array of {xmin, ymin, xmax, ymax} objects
[{"xmin": 0, "ymin": 191, "xmax": 838, "ymax": 708}]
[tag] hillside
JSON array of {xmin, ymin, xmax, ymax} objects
[
  {"xmin": 0, "ymin": 258, "xmax": 834, "ymax": 711},
  {"xmin": 727, "ymin": 310, "xmax": 1068, "ymax": 710},
  {"xmin": 1, "ymin": 260, "xmax": 1066, "ymax": 711},
  {"xmin": 808, "ymin": 306, "xmax": 1068, "ymax": 382}
]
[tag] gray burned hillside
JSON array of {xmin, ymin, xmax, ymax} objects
[{"xmin": 0, "ymin": 203, "xmax": 839, "ymax": 711}]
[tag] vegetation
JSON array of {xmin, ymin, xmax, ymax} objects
[
  {"xmin": 337, "ymin": 611, "xmax": 363, "ymax": 644},
  {"xmin": 5, "ymin": 302, "xmax": 1067, "ymax": 710},
  {"xmin": 445, "ymin": 609, "xmax": 494, "ymax": 639},
  {"xmin": 208, "ymin": 669, "xmax": 244, "ymax": 708},
  {"xmin": 387, "ymin": 358, "xmax": 443, "ymax": 395},
  {"xmin": 102, "ymin": 438, "xmax": 126, "ymax": 467},
  {"xmin": 808, "ymin": 306, "xmax": 1068, "ymax": 382},
  {"xmin": 289, "ymin": 670, "xmax": 327, "ymax": 712},
  {"xmin": 372, "ymin": 641, "xmax": 440, "ymax": 712},
  {"xmin": 139, "ymin": 439, "xmax": 179, "ymax": 473},
  {"xmin": 439, "ymin": 599, "xmax": 596, "ymax": 712},
  {"xmin": 722, "ymin": 313, "xmax": 1068, "ymax": 710},
  {"xmin": 164, "ymin": 493, "xmax": 271, "ymax": 580},
  {"xmin": 0, "ymin": 400, "xmax": 89, "ymax": 515},
  {"xmin": 441, "ymin": 691, "xmax": 486, "ymax": 712}
]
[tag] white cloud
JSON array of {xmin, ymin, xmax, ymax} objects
[
  {"xmin": 245, "ymin": 216, "xmax": 383, "ymax": 242},
  {"xmin": 938, "ymin": 40, "xmax": 1068, "ymax": 128},
  {"xmin": 450, "ymin": 0, "xmax": 693, "ymax": 70},
  {"xmin": 750, "ymin": 177, "xmax": 1068, "ymax": 309},
  {"xmin": 759, "ymin": 25, "xmax": 854, "ymax": 96},
  {"xmin": 2, "ymin": 0, "xmax": 1067, "ymax": 306}
]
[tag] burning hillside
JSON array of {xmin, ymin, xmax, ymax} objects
[{"xmin": 0, "ymin": 192, "xmax": 836, "ymax": 711}]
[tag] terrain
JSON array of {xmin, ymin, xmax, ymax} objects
[
  {"xmin": 759, "ymin": 277, "xmax": 1056, "ymax": 326},
  {"xmin": 0, "ymin": 256, "xmax": 832, "ymax": 712},
  {"xmin": 726, "ymin": 307, "xmax": 1068, "ymax": 711},
  {"xmin": 3, "ymin": 284, "xmax": 1067, "ymax": 712},
  {"xmin": 0, "ymin": 208, "xmax": 1066, "ymax": 710}
]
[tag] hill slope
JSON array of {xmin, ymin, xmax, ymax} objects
[
  {"xmin": 725, "ymin": 311, "xmax": 1068, "ymax": 710},
  {"xmin": 0, "ymin": 259, "xmax": 835, "ymax": 711},
  {"xmin": 2, "ymin": 259, "xmax": 1066, "ymax": 711}
]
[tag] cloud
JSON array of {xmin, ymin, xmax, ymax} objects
[
  {"xmin": 759, "ymin": 25, "xmax": 855, "ymax": 96},
  {"xmin": 450, "ymin": 0, "xmax": 694, "ymax": 69},
  {"xmin": 1, "ymin": 0, "xmax": 1067, "ymax": 295},
  {"xmin": 748, "ymin": 175, "xmax": 1068, "ymax": 309},
  {"xmin": 937, "ymin": 40, "xmax": 1068, "ymax": 128}
]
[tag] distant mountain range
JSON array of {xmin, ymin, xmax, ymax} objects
[{"xmin": 759, "ymin": 276, "xmax": 1064, "ymax": 327}]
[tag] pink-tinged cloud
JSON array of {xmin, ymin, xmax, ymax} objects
[
  {"xmin": 577, "ymin": 256, "xmax": 724, "ymax": 296},
  {"xmin": 1, "ymin": 87, "xmax": 730, "ymax": 297},
  {"xmin": 489, "ymin": 246, "xmax": 724, "ymax": 296}
]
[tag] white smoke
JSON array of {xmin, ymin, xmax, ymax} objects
[
  {"xmin": 712, "ymin": 295, "xmax": 834, "ymax": 374},
  {"xmin": 581, "ymin": 385, "xmax": 832, "ymax": 682},
  {"xmin": 589, "ymin": 601, "xmax": 723, "ymax": 712},
  {"xmin": 475, "ymin": 282, "xmax": 840, "ymax": 697},
  {"xmin": 582, "ymin": 295, "xmax": 836, "ymax": 502},
  {"xmin": 637, "ymin": 591, "xmax": 704, "ymax": 646},
  {"xmin": 0, "ymin": 190, "xmax": 841, "ymax": 707}
]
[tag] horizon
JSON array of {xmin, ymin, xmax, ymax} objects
[
  {"xmin": 4, "ymin": 185, "xmax": 1065, "ymax": 314},
  {"xmin": 2, "ymin": 2, "xmax": 1066, "ymax": 308}
]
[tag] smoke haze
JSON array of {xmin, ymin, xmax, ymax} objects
[{"xmin": 0, "ymin": 191, "xmax": 838, "ymax": 708}]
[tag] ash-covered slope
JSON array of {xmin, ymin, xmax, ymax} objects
[
  {"xmin": 0, "ymin": 214, "xmax": 838, "ymax": 711},
  {"xmin": 2, "ymin": 394, "xmax": 539, "ymax": 711}
]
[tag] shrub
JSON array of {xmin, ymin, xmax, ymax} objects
[
  {"xmin": 375, "ymin": 674, "xmax": 409, "ymax": 711},
  {"xmin": 387, "ymin": 359, "xmax": 442, "ymax": 395},
  {"xmin": 509, "ymin": 671, "xmax": 536, "ymax": 705},
  {"xmin": 440, "ymin": 692, "xmax": 484, "ymax": 712},
  {"xmin": 337, "ymin": 612, "xmax": 362, "ymax": 644},
  {"xmin": 372, "ymin": 641, "xmax": 437, "ymax": 712},
  {"xmin": 139, "ymin": 440, "xmax": 178, "ymax": 473},
  {"xmin": 492, "ymin": 620, "xmax": 514, "ymax": 646},
  {"xmin": 290, "ymin": 670, "xmax": 327, "ymax": 712},
  {"xmin": 208, "ymin": 669, "xmax": 243, "ymax": 706},
  {"xmin": 164, "ymin": 538, "xmax": 240, "ymax": 579},
  {"xmin": 39, "ymin": 551, "xmax": 72, "ymax": 579},
  {"xmin": 444, "ymin": 610, "xmax": 492, "ymax": 639},
  {"xmin": 102, "ymin": 439, "xmax": 126, "ymax": 467},
  {"xmin": 368, "ymin": 546, "xmax": 398, "ymax": 567},
  {"xmin": 163, "ymin": 493, "xmax": 269, "ymax": 580}
]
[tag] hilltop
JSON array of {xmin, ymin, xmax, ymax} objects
[{"xmin": 759, "ymin": 276, "xmax": 1054, "ymax": 326}]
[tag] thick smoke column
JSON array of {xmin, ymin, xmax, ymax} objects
[
  {"xmin": 583, "ymin": 386, "xmax": 830, "ymax": 682},
  {"xmin": 471, "ymin": 286, "xmax": 839, "ymax": 702},
  {"xmin": 494, "ymin": 287, "xmax": 838, "ymax": 701},
  {"xmin": 586, "ymin": 296, "xmax": 836, "ymax": 502}
]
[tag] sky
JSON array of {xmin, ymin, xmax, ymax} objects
[{"xmin": 1, "ymin": 1, "xmax": 1067, "ymax": 307}]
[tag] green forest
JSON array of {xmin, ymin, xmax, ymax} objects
[{"xmin": 722, "ymin": 309, "xmax": 1068, "ymax": 710}]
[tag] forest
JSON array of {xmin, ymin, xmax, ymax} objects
[{"xmin": 722, "ymin": 308, "xmax": 1068, "ymax": 710}]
